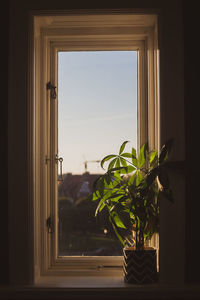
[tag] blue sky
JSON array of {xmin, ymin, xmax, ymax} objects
[{"xmin": 58, "ymin": 51, "xmax": 137, "ymax": 174}]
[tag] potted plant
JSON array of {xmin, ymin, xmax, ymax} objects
[{"xmin": 89, "ymin": 140, "xmax": 173, "ymax": 284}]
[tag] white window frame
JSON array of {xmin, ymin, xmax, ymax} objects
[{"xmin": 32, "ymin": 12, "xmax": 159, "ymax": 279}]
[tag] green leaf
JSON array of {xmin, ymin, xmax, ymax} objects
[
  {"xmin": 159, "ymin": 138, "xmax": 174, "ymax": 164},
  {"xmin": 109, "ymin": 216, "xmax": 125, "ymax": 246},
  {"xmin": 117, "ymin": 195, "xmax": 129, "ymax": 204},
  {"xmin": 128, "ymin": 172, "xmax": 137, "ymax": 185},
  {"xmin": 110, "ymin": 177, "xmax": 122, "ymax": 188},
  {"xmin": 138, "ymin": 143, "xmax": 147, "ymax": 168},
  {"xmin": 100, "ymin": 188, "xmax": 117, "ymax": 202},
  {"xmin": 132, "ymin": 147, "xmax": 136, "ymax": 158},
  {"xmin": 99, "ymin": 201, "xmax": 106, "ymax": 213},
  {"xmin": 115, "ymin": 158, "xmax": 120, "ymax": 168},
  {"xmin": 92, "ymin": 175, "xmax": 101, "ymax": 190},
  {"xmin": 132, "ymin": 147, "xmax": 138, "ymax": 167},
  {"xmin": 121, "ymin": 153, "xmax": 132, "ymax": 158},
  {"xmin": 104, "ymin": 174, "xmax": 112, "ymax": 185},
  {"xmin": 111, "ymin": 211, "xmax": 126, "ymax": 229},
  {"xmin": 95, "ymin": 198, "xmax": 107, "ymax": 216},
  {"xmin": 122, "ymin": 165, "xmax": 136, "ymax": 174},
  {"xmin": 97, "ymin": 178, "xmax": 105, "ymax": 197},
  {"xmin": 136, "ymin": 170, "xmax": 143, "ymax": 186},
  {"xmin": 128, "ymin": 165, "xmax": 136, "ymax": 172},
  {"xmin": 91, "ymin": 191, "xmax": 100, "ymax": 201},
  {"xmin": 119, "ymin": 141, "xmax": 129, "ymax": 155},
  {"xmin": 110, "ymin": 165, "xmax": 135, "ymax": 175},
  {"xmin": 108, "ymin": 157, "xmax": 117, "ymax": 170},
  {"xmin": 120, "ymin": 157, "xmax": 127, "ymax": 167},
  {"xmin": 101, "ymin": 154, "xmax": 116, "ymax": 169},
  {"xmin": 108, "ymin": 193, "xmax": 125, "ymax": 200},
  {"xmin": 149, "ymin": 150, "xmax": 158, "ymax": 166},
  {"xmin": 110, "ymin": 166, "xmax": 126, "ymax": 172}
]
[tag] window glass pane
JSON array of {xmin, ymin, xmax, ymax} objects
[{"xmin": 58, "ymin": 51, "xmax": 137, "ymax": 256}]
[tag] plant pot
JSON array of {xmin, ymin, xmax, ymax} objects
[{"xmin": 123, "ymin": 247, "xmax": 158, "ymax": 284}]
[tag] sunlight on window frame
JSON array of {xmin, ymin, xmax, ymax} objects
[{"xmin": 33, "ymin": 12, "xmax": 159, "ymax": 277}]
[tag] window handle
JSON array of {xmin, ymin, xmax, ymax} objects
[
  {"xmin": 46, "ymin": 216, "xmax": 54, "ymax": 234},
  {"xmin": 55, "ymin": 154, "xmax": 64, "ymax": 181},
  {"xmin": 46, "ymin": 81, "xmax": 57, "ymax": 99}
]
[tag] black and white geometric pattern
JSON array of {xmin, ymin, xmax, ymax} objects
[{"xmin": 123, "ymin": 248, "xmax": 158, "ymax": 284}]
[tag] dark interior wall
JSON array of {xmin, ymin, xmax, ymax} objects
[
  {"xmin": 0, "ymin": 1, "xmax": 9, "ymax": 285},
  {"xmin": 2, "ymin": 0, "xmax": 200, "ymax": 286},
  {"xmin": 183, "ymin": 1, "xmax": 200, "ymax": 283}
]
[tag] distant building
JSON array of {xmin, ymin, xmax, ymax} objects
[
  {"xmin": 58, "ymin": 172, "xmax": 100, "ymax": 203},
  {"xmin": 77, "ymin": 181, "xmax": 90, "ymax": 198}
]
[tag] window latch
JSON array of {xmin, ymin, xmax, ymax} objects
[
  {"xmin": 55, "ymin": 154, "xmax": 64, "ymax": 182},
  {"xmin": 46, "ymin": 216, "xmax": 54, "ymax": 234},
  {"xmin": 46, "ymin": 82, "xmax": 57, "ymax": 99}
]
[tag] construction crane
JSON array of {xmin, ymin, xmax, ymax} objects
[{"xmin": 83, "ymin": 160, "xmax": 100, "ymax": 173}]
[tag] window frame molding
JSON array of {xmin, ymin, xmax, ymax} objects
[{"xmin": 32, "ymin": 11, "xmax": 159, "ymax": 280}]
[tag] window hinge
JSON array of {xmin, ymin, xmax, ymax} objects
[
  {"xmin": 45, "ymin": 155, "xmax": 51, "ymax": 164},
  {"xmin": 46, "ymin": 216, "xmax": 54, "ymax": 234},
  {"xmin": 46, "ymin": 81, "xmax": 57, "ymax": 99}
]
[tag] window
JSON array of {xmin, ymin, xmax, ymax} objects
[
  {"xmin": 57, "ymin": 50, "xmax": 137, "ymax": 257},
  {"xmin": 33, "ymin": 12, "xmax": 159, "ymax": 278}
]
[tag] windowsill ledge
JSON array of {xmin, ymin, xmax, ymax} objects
[
  {"xmin": 35, "ymin": 274, "xmax": 126, "ymax": 288},
  {"xmin": 1, "ymin": 280, "xmax": 200, "ymax": 300}
]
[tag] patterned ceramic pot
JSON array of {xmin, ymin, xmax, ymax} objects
[{"xmin": 123, "ymin": 247, "xmax": 158, "ymax": 284}]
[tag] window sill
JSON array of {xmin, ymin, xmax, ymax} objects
[
  {"xmin": 35, "ymin": 274, "xmax": 126, "ymax": 288},
  {"xmin": 1, "ymin": 280, "xmax": 200, "ymax": 300}
]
